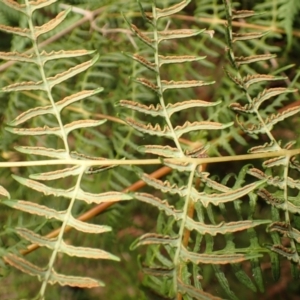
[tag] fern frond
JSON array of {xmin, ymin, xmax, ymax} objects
[
  {"xmin": 0, "ymin": 0, "xmax": 121, "ymax": 297},
  {"xmin": 223, "ymin": 0, "xmax": 300, "ymax": 297}
]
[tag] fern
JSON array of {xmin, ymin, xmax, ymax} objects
[
  {"xmin": 121, "ymin": 1, "xmax": 271, "ymax": 299},
  {"xmin": 0, "ymin": 0, "xmax": 122, "ymax": 298},
  {"xmin": 1, "ymin": 0, "xmax": 300, "ymax": 299}
]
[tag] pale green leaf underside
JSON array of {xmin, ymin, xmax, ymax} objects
[
  {"xmin": 133, "ymin": 233, "xmax": 178, "ymax": 248},
  {"xmin": 137, "ymin": 173, "xmax": 264, "ymax": 207},
  {"xmin": 6, "ymin": 119, "xmax": 106, "ymax": 138},
  {"xmin": 134, "ymin": 193, "xmax": 182, "ymax": 220},
  {"xmin": 199, "ymin": 172, "xmax": 231, "ymax": 192},
  {"xmin": 258, "ymin": 189, "xmax": 300, "ymax": 214},
  {"xmin": 120, "ymin": 99, "xmax": 220, "ymax": 117},
  {"xmin": 253, "ymin": 88, "xmax": 297, "ymax": 109},
  {"xmin": 30, "ymin": 166, "xmax": 83, "ymax": 180},
  {"xmin": 138, "ymin": 173, "xmax": 187, "ymax": 197},
  {"xmin": 226, "ymin": 73, "xmax": 287, "ymax": 90},
  {"xmin": 268, "ymin": 222, "xmax": 300, "ymax": 243},
  {"xmin": 2, "ymin": 199, "xmax": 111, "ymax": 234},
  {"xmin": 192, "ymin": 181, "xmax": 265, "ymax": 207},
  {"xmin": 15, "ymin": 146, "xmax": 68, "ymax": 159},
  {"xmin": 0, "ymin": 24, "xmax": 30, "ymax": 39},
  {"xmin": 31, "ymin": 9, "xmax": 71, "ymax": 38},
  {"xmin": 243, "ymin": 74, "xmax": 287, "ymax": 89},
  {"xmin": 139, "ymin": 145, "xmax": 182, "ymax": 158},
  {"xmin": 130, "ymin": 24, "xmax": 154, "ymax": 48},
  {"xmin": 181, "ymin": 246, "xmax": 262, "ymax": 264},
  {"xmin": 157, "ymin": 29, "xmax": 206, "ymax": 43},
  {"xmin": 161, "ymin": 80, "xmax": 215, "ymax": 91},
  {"xmin": 16, "ymin": 228, "xmax": 119, "ymax": 260},
  {"xmin": 10, "ymin": 88, "xmax": 103, "ymax": 126},
  {"xmin": 158, "ymin": 54, "xmax": 206, "ymax": 66},
  {"xmin": 174, "ymin": 121, "xmax": 232, "ymax": 138},
  {"xmin": 2, "ymin": 55, "xmax": 99, "ymax": 92},
  {"xmin": 231, "ymin": 88, "xmax": 296, "ymax": 113},
  {"xmin": 0, "ymin": 50, "xmax": 95, "ymax": 65},
  {"xmin": 248, "ymin": 168, "xmax": 286, "ymax": 189},
  {"xmin": 263, "ymin": 156, "xmax": 288, "ymax": 168},
  {"xmin": 125, "ymin": 53, "xmax": 156, "ymax": 72},
  {"xmin": 126, "ymin": 118, "xmax": 232, "ymax": 138},
  {"xmin": 248, "ymin": 141, "xmax": 280, "ymax": 154},
  {"xmin": 266, "ymin": 245, "xmax": 299, "ymax": 264},
  {"xmin": 186, "ymin": 218, "xmax": 271, "ymax": 235},
  {"xmin": 12, "ymin": 175, "xmax": 133, "ymax": 204},
  {"xmin": 232, "ymin": 31, "xmax": 269, "ymax": 42},
  {"xmin": 156, "ymin": 0, "xmax": 191, "ymax": 19},
  {"xmin": 0, "ymin": 186, "xmax": 10, "ymax": 198},
  {"xmin": 4, "ymin": 254, "xmax": 103, "ymax": 288},
  {"xmin": 232, "ymin": 10, "xmax": 257, "ymax": 19},
  {"xmin": 144, "ymin": 144, "xmax": 207, "ymax": 159},
  {"xmin": 1, "ymin": 0, "xmax": 58, "ymax": 15},
  {"xmin": 237, "ymin": 104, "xmax": 300, "ymax": 134},
  {"xmin": 235, "ymin": 54, "xmax": 276, "ymax": 65},
  {"xmin": 163, "ymin": 160, "xmax": 196, "ymax": 172},
  {"xmin": 0, "ymin": 10, "xmax": 70, "ymax": 39}
]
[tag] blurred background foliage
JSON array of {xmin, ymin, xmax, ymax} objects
[{"xmin": 0, "ymin": 0, "xmax": 300, "ymax": 299}]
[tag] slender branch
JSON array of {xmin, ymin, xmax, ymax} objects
[{"xmin": 1, "ymin": 147, "xmax": 300, "ymax": 168}]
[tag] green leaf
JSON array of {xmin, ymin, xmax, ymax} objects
[
  {"xmin": 263, "ymin": 156, "xmax": 288, "ymax": 168},
  {"xmin": 248, "ymin": 141, "xmax": 280, "ymax": 154},
  {"xmin": 138, "ymin": 173, "xmax": 187, "ymax": 197},
  {"xmin": 3, "ymin": 254, "xmax": 103, "ymax": 288},
  {"xmin": 232, "ymin": 31, "xmax": 269, "ymax": 42},
  {"xmin": 174, "ymin": 121, "xmax": 233, "ymax": 138},
  {"xmin": 158, "ymin": 54, "xmax": 206, "ymax": 66},
  {"xmin": 253, "ymin": 88, "xmax": 297, "ymax": 109},
  {"xmin": 1, "ymin": 199, "xmax": 111, "ymax": 234},
  {"xmin": 258, "ymin": 189, "xmax": 300, "ymax": 214},
  {"xmin": 130, "ymin": 24, "xmax": 154, "ymax": 48},
  {"xmin": 156, "ymin": 0, "xmax": 191, "ymax": 19},
  {"xmin": 134, "ymin": 193, "xmax": 182, "ymax": 220},
  {"xmin": 185, "ymin": 218, "xmax": 271, "ymax": 235},
  {"xmin": 16, "ymin": 228, "xmax": 119, "ymax": 260},
  {"xmin": 30, "ymin": 166, "xmax": 83, "ymax": 180},
  {"xmin": 10, "ymin": 88, "xmax": 102, "ymax": 126},
  {"xmin": 15, "ymin": 146, "xmax": 68, "ymax": 159},
  {"xmin": 134, "ymin": 78, "xmax": 158, "ymax": 92},
  {"xmin": 124, "ymin": 53, "xmax": 156, "ymax": 72},
  {"xmin": 232, "ymin": 10, "xmax": 256, "ymax": 19},
  {"xmin": 266, "ymin": 244, "xmax": 299, "ymax": 263},
  {"xmin": 192, "ymin": 181, "xmax": 265, "ymax": 207},
  {"xmin": 0, "ymin": 50, "xmax": 94, "ymax": 64},
  {"xmin": 132, "ymin": 233, "xmax": 178, "ymax": 248},
  {"xmin": 139, "ymin": 145, "xmax": 182, "ymax": 158},
  {"xmin": 12, "ymin": 175, "xmax": 133, "ymax": 204},
  {"xmin": 242, "ymin": 74, "xmax": 287, "ymax": 89},
  {"xmin": 235, "ymin": 54, "xmax": 275, "ymax": 65},
  {"xmin": 2, "ymin": 55, "xmax": 99, "ymax": 92},
  {"xmin": 120, "ymin": 99, "xmax": 219, "ymax": 117},
  {"xmin": 34, "ymin": 9, "xmax": 71, "ymax": 38},
  {"xmin": 1, "ymin": 0, "xmax": 57, "ymax": 15},
  {"xmin": 6, "ymin": 120, "xmax": 106, "ymax": 138},
  {"xmin": 180, "ymin": 246, "xmax": 262, "ymax": 264},
  {"xmin": 161, "ymin": 80, "xmax": 214, "ymax": 91},
  {"xmin": 268, "ymin": 222, "xmax": 300, "ymax": 243},
  {"xmin": 157, "ymin": 29, "xmax": 205, "ymax": 43}
]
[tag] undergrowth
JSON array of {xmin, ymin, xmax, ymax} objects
[{"xmin": 0, "ymin": 0, "xmax": 300, "ymax": 299}]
